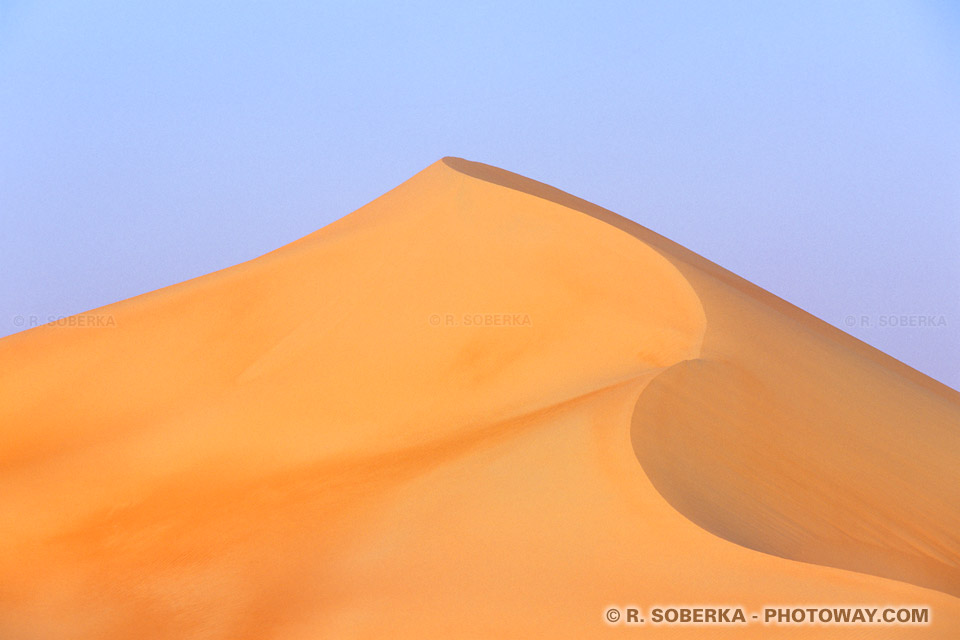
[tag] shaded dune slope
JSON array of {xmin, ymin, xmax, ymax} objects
[
  {"xmin": 0, "ymin": 158, "xmax": 957, "ymax": 638},
  {"xmin": 446, "ymin": 158, "xmax": 960, "ymax": 599}
]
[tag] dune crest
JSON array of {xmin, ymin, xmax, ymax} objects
[
  {"xmin": 1, "ymin": 158, "xmax": 958, "ymax": 638},
  {"xmin": 445, "ymin": 158, "xmax": 960, "ymax": 599}
]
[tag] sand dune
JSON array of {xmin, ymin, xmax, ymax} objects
[{"xmin": 1, "ymin": 158, "xmax": 958, "ymax": 638}]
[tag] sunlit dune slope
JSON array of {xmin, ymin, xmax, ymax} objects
[{"xmin": 1, "ymin": 158, "xmax": 958, "ymax": 638}]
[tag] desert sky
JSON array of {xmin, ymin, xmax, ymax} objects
[
  {"xmin": 1, "ymin": 159, "xmax": 957, "ymax": 638},
  {"xmin": 2, "ymin": 1, "xmax": 958, "ymax": 389}
]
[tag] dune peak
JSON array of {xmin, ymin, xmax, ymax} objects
[{"xmin": 1, "ymin": 159, "xmax": 958, "ymax": 638}]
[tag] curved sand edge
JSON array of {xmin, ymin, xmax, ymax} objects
[{"xmin": 446, "ymin": 157, "xmax": 960, "ymax": 598}]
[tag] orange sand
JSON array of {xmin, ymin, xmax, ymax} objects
[{"xmin": 1, "ymin": 158, "xmax": 958, "ymax": 638}]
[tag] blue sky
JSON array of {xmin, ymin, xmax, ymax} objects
[{"xmin": 1, "ymin": 1, "xmax": 958, "ymax": 388}]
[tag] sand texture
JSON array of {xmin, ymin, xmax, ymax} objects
[{"xmin": 1, "ymin": 158, "xmax": 958, "ymax": 638}]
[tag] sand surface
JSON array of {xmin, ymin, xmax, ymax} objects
[{"xmin": 1, "ymin": 158, "xmax": 958, "ymax": 638}]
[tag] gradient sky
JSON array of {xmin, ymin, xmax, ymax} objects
[{"xmin": 1, "ymin": 1, "xmax": 958, "ymax": 389}]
